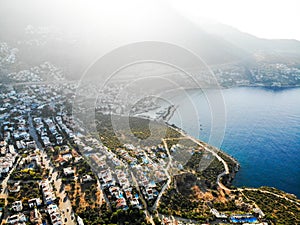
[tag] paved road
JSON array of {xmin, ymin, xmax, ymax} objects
[
  {"xmin": 171, "ymin": 126, "xmax": 230, "ymax": 188},
  {"xmin": 28, "ymin": 113, "xmax": 43, "ymax": 149},
  {"xmin": 41, "ymin": 152, "xmax": 75, "ymax": 225},
  {"xmin": 28, "ymin": 115, "xmax": 76, "ymax": 225},
  {"xmin": 152, "ymin": 139, "xmax": 172, "ymax": 211},
  {"xmin": 0, "ymin": 157, "xmax": 22, "ymax": 219},
  {"xmin": 152, "ymin": 130, "xmax": 231, "ymax": 211},
  {"xmin": 130, "ymin": 172, "xmax": 155, "ymax": 225},
  {"xmin": 52, "ymin": 170, "xmax": 76, "ymax": 225},
  {"xmin": 168, "ymin": 126, "xmax": 300, "ymax": 214},
  {"xmin": 0, "ymin": 157, "xmax": 21, "ymax": 196}
]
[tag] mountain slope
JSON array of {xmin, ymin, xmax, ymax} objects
[{"xmin": 201, "ymin": 22, "xmax": 300, "ymax": 63}]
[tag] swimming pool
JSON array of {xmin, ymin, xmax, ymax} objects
[
  {"xmin": 230, "ymin": 216, "xmax": 258, "ymax": 223},
  {"xmin": 28, "ymin": 163, "xmax": 35, "ymax": 168}
]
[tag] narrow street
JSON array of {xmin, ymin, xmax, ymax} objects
[
  {"xmin": 0, "ymin": 157, "xmax": 21, "ymax": 195},
  {"xmin": 27, "ymin": 113, "xmax": 43, "ymax": 150},
  {"xmin": 238, "ymin": 188, "xmax": 300, "ymax": 206},
  {"xmin": 0, "ymin": 157, "xmax": 22, "ymax": 212},
  {"xmin": 130, "ymin": 172, "xmax": 155, "ymax": 225},
  {"xmin": 152, "ymin": 138, "xmax": 172, "ymax": 211},
  {"xmin": 28, "ymin": 113, "xmax": 76, "ymax": 225},
  {"xmin": 52, "ymin": 170, "xmax": 76, "ymax": 225},
  {"xmin": 172, "ymin": 126, "xmax": 230, "ymax": 188}
]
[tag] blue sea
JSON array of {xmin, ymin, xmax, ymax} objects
[{"xmin": 168, "ymin": 87, "xmax": 300, "ymax": 197}]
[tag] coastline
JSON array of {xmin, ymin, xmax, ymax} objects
[
  {"xmin": 166, "ymin": 122, "xmax": 240, "ymax": 190},
  {"xmin": 183, "ymin": 84, "xmax": 300, "ymax": 92},
  {"xmin": 163, "ymin": 121, "xmax": 300, "ymax": 217},
  {"xmin": 165, "ymin": 118, "xmax": 300, "ymax": 199},
  {"xmin": 157, "ymin": 86, "xmax": 300, "ymax": 198}
]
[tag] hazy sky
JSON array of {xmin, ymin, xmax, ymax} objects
[
  {"xmin": 1, "ymin": 0, "xmax": 299, "ymax": 41},
  {"xmin": 1, "ymin": 0, "xmax": 299, "ymax": 55},
  {"xmin": 168, "ymin": 0, "xmax": 300, "ymax": 40}
]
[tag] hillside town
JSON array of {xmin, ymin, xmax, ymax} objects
[
  {"xmin": 0, "ymin": 30, "xmax": 300, "ymax": 225},
  {"xmin": 1, "ymin": 39, "xmax": 300, "ymax": 88},
  {"xmin": 1, "ymin": 81, "xmax": 299, "ymax": 225}
]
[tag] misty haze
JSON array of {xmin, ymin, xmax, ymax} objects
[{"xmin": 0, "ymin": 1, "xmax": 299, "ymax": 225}]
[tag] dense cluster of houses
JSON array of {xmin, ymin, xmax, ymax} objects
[
  {"xmin": 0, "ymin": 42, "xmax": 18, "ymax": 66},
  {"xmin": 7, "ymin": 70, "xmax": 42, "ymax": 83},
  {"xmin": 5, "ymin": 213, "xmax": 26, "ymax": 225},
  {"xmin": 46, "ymin": 204, "xmax": 62, "ymax": 225},
  {"xmin": 4, "ymin": 178, "xmax": 62, "ymax": 225},
  {"xmin": 2, "ymin": 149, "xmax": 62, "ymax": 225},
  {"xmin": 98, "ymin": 166, "xmax": 141, "ymax": 210},
  {"xmin": 78, "ymin": 135, "xmax": 167, "ymax": 209},
  {"xmin": 120, "ymin": 144, "xmax": 168, "ymax": 200},
  {"xmin": 6, "ymin": 195, "xmax": 43, "ymax": 225},
  {"xmin": 33, "ymin": 114, "xmax": 75, "ymax": 147},
  {"xmin": 0, "ymin": 40, "xmax": 64, "ymax": 83},
  {"xmin": 0, "ymin": 84, "xmax": 72, "ymax": 224},
  {"xmin": 0, "ymin": 141, "xmax": 17, "ymax": 179}
]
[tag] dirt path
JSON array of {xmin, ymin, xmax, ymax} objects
[{"xmin": 238, "ymin": 188, "xmax": 300, "ymax": 206}]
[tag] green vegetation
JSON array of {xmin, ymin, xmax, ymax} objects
[
  {"xmin": 259, "ymin": 186, "xmax": 299, "ymax": 200},
  {"xmin": 185, "ymin": 153, "xmax": 223, "ymax": 189},
  {"xmin": 95, "ymin": 112, "xmax": 182, "ymax": 149},
  {"xmin": 78, "ymin": 205, "xmax": 151, "ymax": 225},
  {"xmin": 216, "ymin": 149, "xmax": 239, "ymax": 174},
  {"xmin": 243, "ymin": 190, "xmax": 300, "ymax": 224},
  {"xmin": 11, "ymin": 166, "xmax": 43, "ymax": 180},
  {"xmin": 49, "ymin": 112, "xmax": 300, "ymax": 225},
  {"xmin": 158, "ymin": 186, "xmax": 211, "ymax": 222},
  {"xmin": 212, "ymin": 200, "xmax": 239, "ymax": 212},
  {"xmin": 7, "ymin": 182, "xmax": 41, "ymax": 210},
  {"xmin": 0, "ymin": 198, "xmax": 5, "ymax": 208}
]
